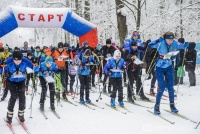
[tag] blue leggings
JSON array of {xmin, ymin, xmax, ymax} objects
[{"xmin": 155, "ymin": 65, "xmax": 174, "ymax": 104}]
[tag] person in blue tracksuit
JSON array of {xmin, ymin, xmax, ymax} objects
[
  {"xmin": 78, "ymin": 49, "xmax": 96, "ymax": 103},
  {"xmin": 148, "ymin": 32, "xmax": 180, "ymax": 115},
  {"xmin": 5, "ymin": 51, "xmax": 33, "ymax": 124},
  {"xmin": 104, "ymin": 50, "xmax": 126, "ymax": 107},
  {"xmin": 34, "ymin": 56, "xmax": 58, "ymax": 111}
]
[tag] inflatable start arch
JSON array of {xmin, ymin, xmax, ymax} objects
[{"xmin": 0, "ymin": 6, "xmax": 98, "ymax": 47}]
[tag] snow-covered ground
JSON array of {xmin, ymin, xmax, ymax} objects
[{"xmin": 0, "ymin": 70, "xmax": 200, "ymax": 134}]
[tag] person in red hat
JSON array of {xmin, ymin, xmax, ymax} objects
[{"xmin": 0, "ymin": 42, "xmax": 4, "ymax": 52}]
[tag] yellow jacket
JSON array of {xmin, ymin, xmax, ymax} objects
[{"xmin": 0, "ymin": 52, "xmax": 11, "ymax": 60}]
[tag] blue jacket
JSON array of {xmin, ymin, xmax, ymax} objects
[
  {"xmin": 5, "ymin": 60, "xmax": 33, "ymax": 82},
  {"xmin": 40, "ymin": 55, "xmax": 47, "ymax": 63},
  {"xmin": 125, "ymin": 47, "xmax": 143, "ymax": 60},
  {"xmin": 124, "ymin": 38, "xmax": 144, "ymax": 49},
  {"xmin": 34, "ymin": 62, "xmax": 58, "ymax": 77},
  {"xmin": 78, "ymin": 55, "xmax": 96, "ymax": 76},
  {"xmin": 6, "ymin": 57, "xmax": 33, "ymax": 69},
  {"xmin": 104, "ymin": 57, "xmax": 125, "ymax": 78},
  {"xmin": 149, "ymin": 39, "xmax": 180, "ymax": 68}
]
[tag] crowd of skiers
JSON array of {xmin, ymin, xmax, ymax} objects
[{"xmin": 0, "ymin": 30, "xmax": 197, "ymax": 124}]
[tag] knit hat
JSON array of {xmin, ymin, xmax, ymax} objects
[
  {"xmin": 113, "ymin": 50, "xmax": 121, "ymax": 59},
  {"xmin": 106, "ymin": 39, "xmax": 111, "ymax": 44},
  {"xmin": 130, "ymin": 41, "xmax": 137, "ymax": 46},
  {"xmin": 45, "ymin": 56, "xmax": 53, "ymax": 64},
  {"xmin": 13, "ymin": 51, "xmax": 23, "ymax": 60},
  {"xmin": 132, "ymin": 31, "xmax": 139, "ymax": 37},
  {"xmin": 27, "ymin": 52, "xmax": 32, "ymax": 57},
  {"xmin": 58, "ymin": 42, "xmax": 64, "ymax": 48},
  {"xmin": 178, "ymin": 38, "xmax": 185, "ymax": 44}
]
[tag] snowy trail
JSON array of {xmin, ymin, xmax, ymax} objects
[{"xmin": 0, "ymin": 70, "xmax": 200, "ymax": 134}]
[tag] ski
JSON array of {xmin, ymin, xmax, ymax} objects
[
  {"xmin": 39, "ymin": 109, "xmax": 48, "ymax": 119},
  {"xmin": 3, "ymin": 118, "xmax": 15, "ymax": 134},
  {"xmin": 163, "ymin": 109, "xmax": 197, "ymax": 124},
  {"xmin": 118, "ymin": 105, "xmax": 133, "ymax": 113},
  {"xmin": 15, "ymin": 117, "xmax": 31, "ymax": 134},
  {"xmin": 86, "ymin": 102, "xmax": 104, "ymax": 109},
  {"xmin": 105, "ymin": 103, "xmax": 127, "ymax": 114},
  {"xmin": 124, "ymin": 101, "xmax": 153, "ymax": 109},
  {"xmin": 61, "ymin": 98, "xmax": 78, "ymax": 106},
  {"xmin": 145, "ymin": 93, "xmax": 167, "ymax": 100},
  {"xmin": 49, "ymin": 108, "xmax": 61, "ymax": 119},
  {"xmin": 147, "ymin": 110, "xmax": 175, "ymax": 124},
  {"xmin": 75, "ymin": 101, "xmax": 95, "ymax": 110}
]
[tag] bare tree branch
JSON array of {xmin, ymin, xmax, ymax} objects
[
  {"xmin": 43, "ymin": 0, "xmax": 67, "ymax": 7},
  {"xmin": 140, "ymin": 0, "xmax": 147, "ymax": 8},
  {"xmin": 121, "ymin": 0, "xmax": 138, "ymax": 10},
  {"xmin": 122, "ymin": 1, "xmax": 137, "ymax": 21}
]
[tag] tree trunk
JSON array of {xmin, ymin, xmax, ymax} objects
[
  {"xmin": 136, "ymin": 0, "xmax": 141, "ymax": 31},
  {"xmin": 84, "ymin": 0, "xmax": 90, "ymax": 21},
  {"xmin": 180, "ymin": 0, "xmax": 183, "ymax": 37},
  {"xmin": 115, "ymin": 0, "xmax": 128, "ymax": 46}
]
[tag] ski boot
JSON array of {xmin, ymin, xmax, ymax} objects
[
  {"xmin": 62, "ymin": 92, "xmax": 68, "ymax": 101},
  {"xmin": 127, "ymin": 97, "xmax": 135, "ymax": 103},
  {"xmin": 1, "ymin": 96, "xmax": 5, "ymax": 101},
  {"xmin": 50, "ymin": 103, "xmax": 55, "ymax": 111},
  {"xmin": 6, "ymin": 110, "xmax": 13, "ymax": 124},
  {"xmin": 110, "ymin": 98, "xmax": 116, "ymax": 107},
  {"xmin": 150, "ymin": 87, "xmax": 156, "ymax": 96},
  {"xmin": 18, "ymin": 110, "xmax": 25, "ymax": 122},
  {"xmin": 154, "ymin": 103, "xmax": 160, "ymax": 115},
  {"xmin": 118, "ymin": 101, "xmax": 124, "ymax": 107},
  {"xmin": 170, "ymin": 103, "xmax": 178, "ymax": 113},
  {"xmin": 69, "ymin": 89, "xmax": 74, "ymax": 95},
  {"xmin": 80, "ymin": 98, "xmax": 85, "ymax": 104},
  {"xmin": 40, "ymin": 103, "xmax": 44, "ymax": 111},
  {"xmin": 140, "ymin": 94, "xmax": 149, "ymax": 101},
  {"xmin": 86, "ymin": 99, "xmax": 91, "ymax": 103}
]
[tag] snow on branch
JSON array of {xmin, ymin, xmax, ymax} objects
[{"xmin": 43, "ymin": 0, "xmax": 67, "ymax": 7}]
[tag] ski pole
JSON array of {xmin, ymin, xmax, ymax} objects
[
  {"xmin": 195, "ymin": 122, "xmax": 200, "ymax": 129},
  {"xmin": 137, "ymin": 45, "xmax": 160, "ymax": 96},
  {"xmin": 29, "ymin": 74, "xmax": 36, "ymax": 118},
  {"xmin": 96, "ymin": 75, "xmax": 109, "ymax": 102}
]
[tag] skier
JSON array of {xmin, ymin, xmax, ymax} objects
[
  {"xmin": 52, "ymin": 42, "xmax": 69, "ymax": 100},
  {"xmin": 68, "ymin": 52, "xmax": 80, "ymax": 94},
  {"xmin": 78, "ymin": 49, "xmax": 96, "ymax": 103},
  {"xmin": 104, "ymin": 50, "xmax": 126, "ymax": 107},
  {"xmin": 185, "ymin": 42, "xmax": 196, "ymax": 86},
  {"xmin": 100, "ymin": 39, "xmax": 116, "ymax": 93},
  {"xmin": 63, "ymin": 43, "xmax": 74, "ymax": 94},
  {"xmin": 5, "ymin": 51, "xmax": 33, "ymax": 124},
  {"xmin": 0, "ymin": 42, "xmax": 4, "ymax": 52},
  {"xmin": 34, "ymin": 56, "xmax": 58, "ymax": 111},
  {"xmin": 33, "ymin": 46, "xmax": 42, "ymax": 65},
  {"xmin": 25, "ymin": 52, "xmax": 37, "ymax": 95},
  {"xmin": 90, "ymin": 48, "xmax": 99, "ymax": 87},
  {"xmin": 124, "ymin": 41, "xmax": 149, "ymax": 101},
  {"xmin": 20, "ymin": 41, "xmax": 31, "ymax": 57},
  {"xmin": 0, "ymin": 46, "xmax": 12, "ymax": 101},
  {"xmin": 148, "ymin": 32, "xmax": 180, "ymax": 115}
]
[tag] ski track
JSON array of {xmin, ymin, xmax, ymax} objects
[{"xmin": 0, "ymin": 69, "xmax": 200, "ymax": 134}]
